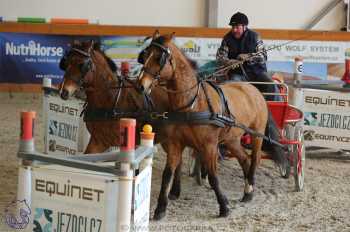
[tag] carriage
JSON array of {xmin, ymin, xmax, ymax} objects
[
  {"xmin": 188, "ymin": 57, "xmax": 305, "ymax": 191},
  {"xmin": 192, "ymin": 65, "xmax": 305, "ymax": 191},
  {"xmin": 253, "ymin": 81, "xmax": 304, "ymax": 191}
]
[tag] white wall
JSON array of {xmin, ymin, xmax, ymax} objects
[
  {"xmin": 0, "ymin": 0, "xmax": 345, "ymax": 30},
  {"xmin": 0, "ymin": 0, "xmax": 206, "ymax": 26},
  {"xmin": 214, "ymin": 0, "xmax": 346, "ymax": 30}
]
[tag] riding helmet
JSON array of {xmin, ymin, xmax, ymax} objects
[{"xmin": 229, "ymin": 12, "xmax": 249, "ymax": 26}]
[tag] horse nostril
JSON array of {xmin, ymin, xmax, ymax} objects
[
  {"xmin": 60, "ymin": 89, "xmax": 69, "ymax": 100},
  {"xmin": 139, "ymin": 85, "xmax": 145, "ymax": 92}
]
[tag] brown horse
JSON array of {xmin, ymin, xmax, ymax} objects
[
  {"xmin": 138, "ymin": 31, "xmax": 269, "ymax": 219},
  {"xmin": 59, "ymin": 40, "xmax": 193, "ymax": 201}
]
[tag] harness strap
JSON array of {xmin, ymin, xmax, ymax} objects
[
  {"xmin": 83, "ymin": 108, "xmax": 146, "ymax": 121},
  {"xmin": 207, "ymin": 81, "xmax": 234, "ymax": 118},
  {"xmin": 200, "ymin": 81, "xmax": 215, "ymax": 113},
  {"xmin": 234, "ymin": 122, "xmax": 287, "ymax": 150}
]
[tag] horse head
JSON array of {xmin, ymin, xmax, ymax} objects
[
  {"xmin": 59, "ymin": 40, "xmax": 117, "ymax": 100},
  {"xmin": 137, "ymin": 31, "xmax": 178, "ymax": 94}
]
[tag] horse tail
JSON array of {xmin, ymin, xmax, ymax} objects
[{"xmin": 262, "ymin": 110, "xmax": 286, "ymax": 165}]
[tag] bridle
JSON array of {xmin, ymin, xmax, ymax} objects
[
  {"xmin": 138, "ymin": 40, "xmax": 203, "ymax": 111},
  {"xmin": 138, "ymin": 41, "xmax": 175, "ymax": 88},
  {"xmin": 59, "ymin": 43, "xmax": 96, "ymax": 91}
]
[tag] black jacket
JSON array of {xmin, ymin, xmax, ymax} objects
[{"xmin": 217, "ymin": 29, "xmax": 267, "ymax": 77}]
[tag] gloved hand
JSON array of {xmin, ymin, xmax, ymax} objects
[{"xmin": 237, "ymin": 53, "xmax": 251, "ymax": 61}]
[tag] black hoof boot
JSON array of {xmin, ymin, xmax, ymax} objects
[
  {"xmin": 219, "ymin": 206, "xmax": 230, "ymax": 217},
  {"xmin": 153, "ymin": 208, "xmax": 166, "ymax": 221},
  {"xmin": 240, "ymin": 192, "xmax": 254, "ymax": 202}
]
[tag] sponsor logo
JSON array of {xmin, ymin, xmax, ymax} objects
[
  {"xmin": 35, "ymin": 179, "xmax": 104, "ymax": 202},
  {"xmin": 49, "ymin": 120, "xmax": 78, "ymax": 142},
  {"xmin": 48, "ymin": 139, "xmax": 77, "ymax": 155},
  {"xmin": 304, "ymin": 130, "xmax": 316, "ymax": 141},
  {"xmin": 56, "ymin": 211, "xmax": 102, "ymax": 232},
  {"xmin": 49, "ymin": 103, "xmax": 79, "ymax": 116},
  {"xmin": 4, "ymin": 199, "xmax": 31, "ymax": 229},
  {"xmin": 303, "ymin": 130, "xmax": 350, "ymax": 143},
  {"xmin": 318, "ymin": 113, "xmax": 350, "ymax": 130},
  {"xmin": 305, "ymin": 96, "xmax": 350, "ymax": 107},
  {"xmin": 180, "ymin": 40, "xmax": 201, "ymax": 57},
  {"xmin": 304, "ymin": 112, "xmax": 350, "ymax": 130},
  {"xmin": 33, "ymin": 208, "xmax": 52, "ymax": 232},
  {"xmin": 207, "ymin": 42, "xmax": 220, "ymax": 50},
  {"xmin": 5, "ymin": 40, "xmax": 64, "ymax": 57},
  {"xmin": 304, "ymin": 112, "xmax": 318, "ymax": 126},
  {"xmin": 33, "ymin": 208, "xmax": 102, "ymax": 232}
]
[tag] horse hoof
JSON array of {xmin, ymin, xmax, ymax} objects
[
  {"xmin": 240, "ymin": 192, "xmax": 254, "ymax": 202},
  {"xmin": 219, "ymin": 207, "xmax": 230, "ymax": 217},
  {"xmin": 153, "ymin": 210, "xmax": 166, "ymax": 221},
  {"xmin": 168, "ymin": 193, "xmax": 180, "ymax": 200}
]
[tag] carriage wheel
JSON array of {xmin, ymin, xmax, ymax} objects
[
  {"xmin": 279, "ymin": 124, "xmax": 292, "ymax": 178},
  {"xmin": 293, "ymin": 125, "xmax": 305, "ymax": 191}
]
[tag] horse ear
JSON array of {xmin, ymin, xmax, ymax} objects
[
  {"xmin": 152, "ymin": 30, "xmax": 160, "ymax": 40},
  {"xmin": 163, "ymin": 32, "xmax": 175, "ymax": 43},
  {"xmin": 93, "ymin": 41, "xmax": 101, "ymax": 51}
]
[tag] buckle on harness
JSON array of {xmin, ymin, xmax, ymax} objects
[{"xmin": 150, "ymin": 112, "xmax": 168, "ymax": 119}]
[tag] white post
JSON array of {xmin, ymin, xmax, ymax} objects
[
  {"xmin": 116, "ymin": 118, "xmax": 136, "ymax": 232},
  {"xmin": 293, "ymin": 56, "xmax": 303, "ymax": 86},
  {"xmin": 117, "ymin": 163, "xmax": 133, "ymax": 232},
  {"xmin": 42, "ymin": 77, "xmax": 52, "ymax": 88},
  {"xmin": 139, "ymin": 124, "xmax": 155, "ymax": 170},
  {"xmin": 17, "ymin": 111, "xmax": 36, "ymax": 213},
  {"xmin": 42, "ymin": 78, "xmax": 51, "ymax": 154},
  {"xmin": 17, "ymin": 166, "xmax": 32, "ymax": 208}
]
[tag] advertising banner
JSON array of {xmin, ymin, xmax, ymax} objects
[
  {"xmin": 101, "ymin": 36, "xmax": 146, "ymax": 77},
  {"xmin": 43, "ymin": 92, "xmax": 88, "ymax": 155},
  {"xmin": 264, "ymin": 40, "xmax": 345, "ymax": 64},
  {"xmin": 293, "ymin": 88, "xmax": 350, "ymax": 150},
  {"xmin": 1, "ymin": 32, "xmax": 349, "ymax": 85},
  {"xmin": 0, "ymin": 33, "xmax": 98, "ymax": 84},
  {"xmin": 28, "ymin": 165, "xmax": 119, "ymax": 232}
]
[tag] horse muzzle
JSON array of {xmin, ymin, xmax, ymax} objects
[{"xmin": 60, "ymin": 89, "xmax": 70, "ymax": 100}]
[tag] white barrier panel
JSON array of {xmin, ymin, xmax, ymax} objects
[
  {"xmin": 20, "ymin": 163, "xmax": 152, "ymax": 232},
  {"xmin": 133, "ymin": 165, "xmax": 152, "ymax": 232},
  {"xmin": 43, "ymin": 90, "xmax": 90, "ymax": 155},
  {"xmin": 291, "ymin": 87, "xmax": 350, "ymax": 150}
]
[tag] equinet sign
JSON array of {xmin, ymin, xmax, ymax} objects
[{"xmin": 35, "ymin": 179, "xmax": 104, "ymax": 202}]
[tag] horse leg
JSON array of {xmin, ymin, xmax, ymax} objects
[
  {"xmin": 203, "ymin": 146, "xmax": 230, "ymax": 217},
  {"xmin": 189, "ymin": 150, "xmax": 206, "ymax": 185},
  {"xmin": 224, "ymin": 139, "xmax": 253, "ymax": 202},
  {"xmin": 154, "ymin": 143, "xmax": 184, "ymax": 220},
  {"xmin": 169, "ymin": 158, "xmax": 182, "ymax": 200},
  {"xmin": 244, "ymin": 136, "xmax": 263, "ymax": 202},
  {"xmin": 84, "ymin": 137, "xmax": 107, "ymax": 153}
]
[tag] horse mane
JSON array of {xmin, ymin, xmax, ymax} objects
[
  {"xmin": 70, "ymin": 40, "xmax": 118, "ymax": 73},
  {"xmin": 92, "ymin": 42, "xmax": 118, "ymax": 73},
  {"xmin": 153, "ymin": 36, "xmax": 198, "ymax": 70}
]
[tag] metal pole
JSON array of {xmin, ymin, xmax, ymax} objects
[
  {"xmin": 116, "ymin": 118, "xmax": 136, "ymax": 232},
  {"xmin": 17, "ymin": 111, "xmax": 36, "ymax": 214},
  {"xmin": 293, "ymin": 56, "xmax": 303, "ymax": 87},
  {"xmin": 305, "ymin": 0, "xmax": 343, "ymax": 30},
  {"xmin": 139, "ymin": 124, "xmax": 155, "ymax": 170}
]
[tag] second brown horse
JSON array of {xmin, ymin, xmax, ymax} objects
[{"xmin": 138, "ymin": 31, "xmax": 269, "ymax": 219}]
